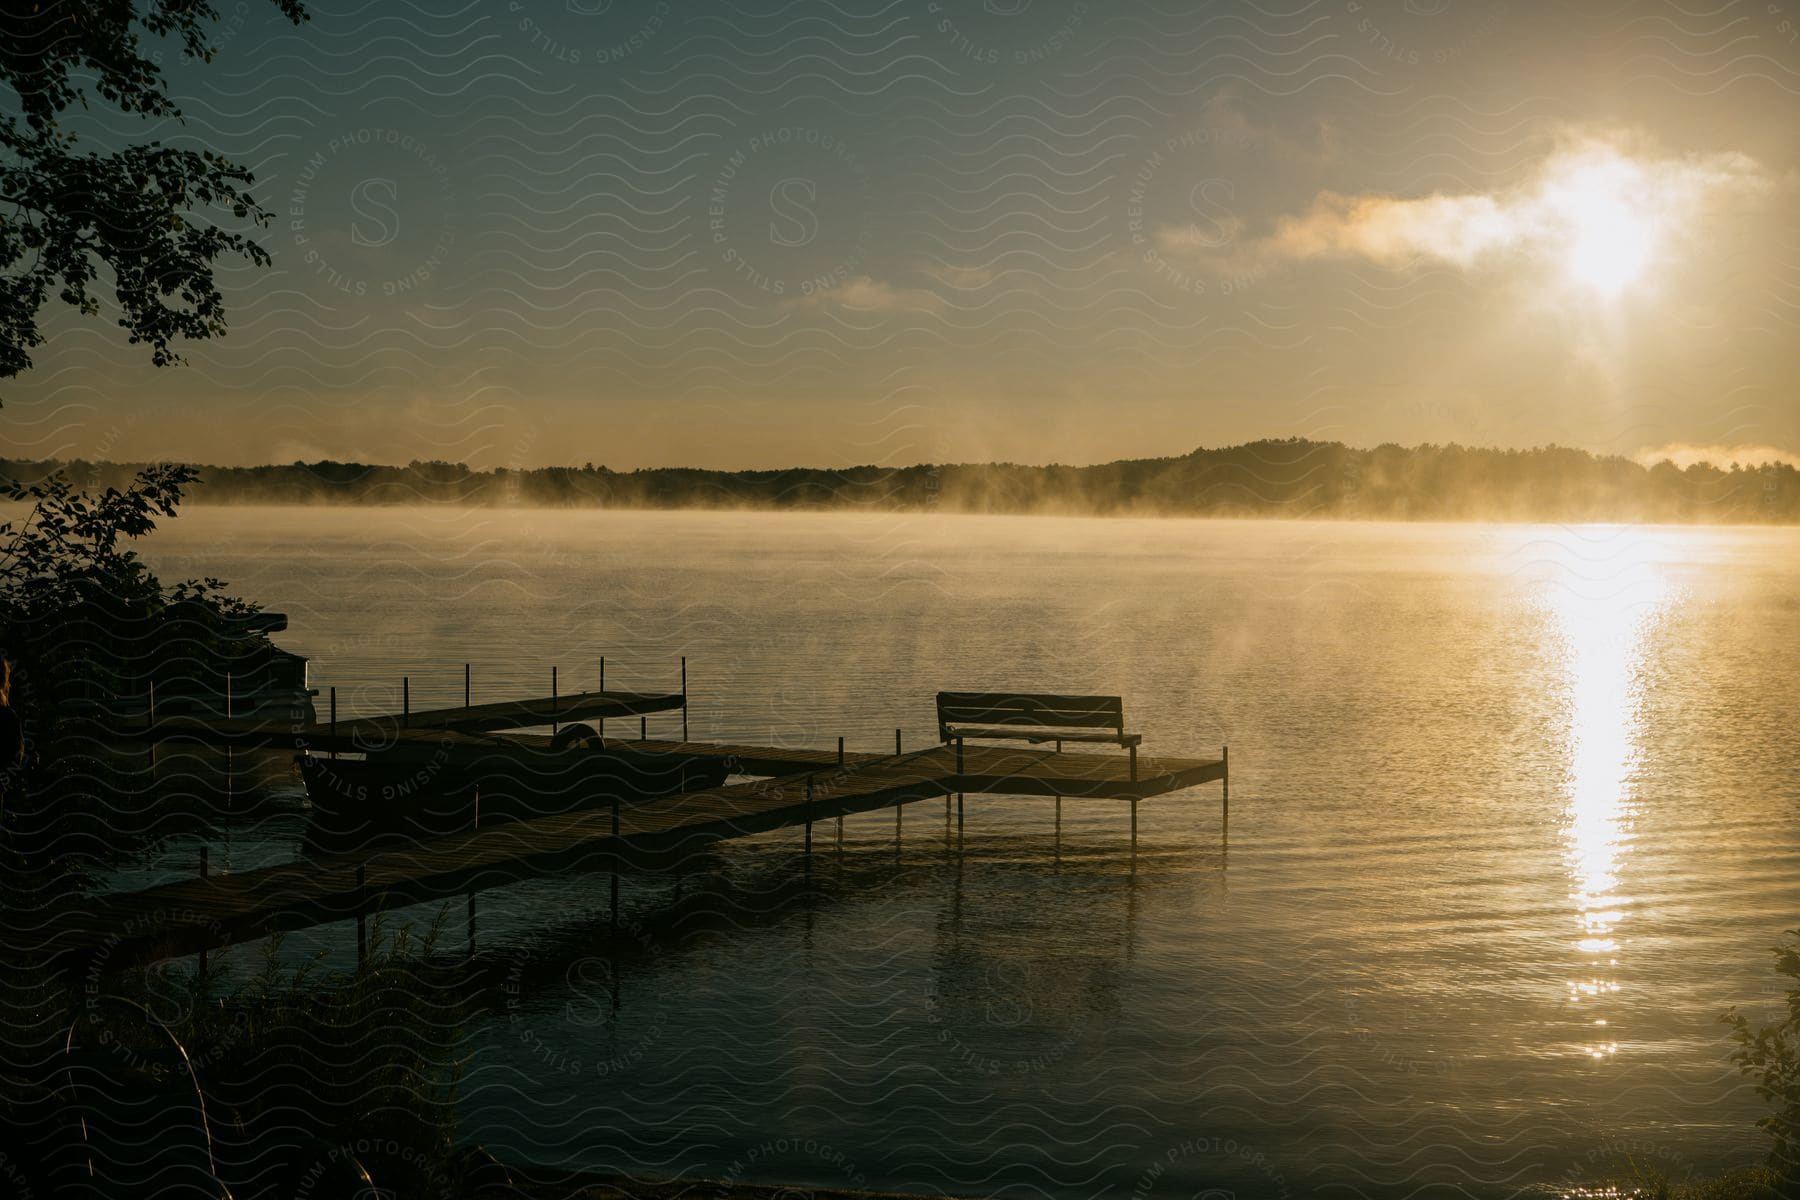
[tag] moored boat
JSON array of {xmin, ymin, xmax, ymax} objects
[{"xmin": 297, "ymin": 725, "xmax": 728, "ymax": 852}]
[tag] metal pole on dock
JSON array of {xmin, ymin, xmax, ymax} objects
[
  {"xmin": 837, "ymin": 736, "xmax": 844, "ymax": 767},
  {"xmin": 468, "ymin": 788, "xmax": 479, "ymax": 959},
  {"xmin": 551, "ymin": 666, "xmax": 558, "ymax": 736},
  {"xmin": 1129, "ymin": 798, "xmax": 1138, "ymax": 872},
  {"xmin": 681, "ymin": 657, "xmax": 687, "ymax": 743},
  {"xmin": 329, "ymin": 687, "xmax": 337, "ymax": 761},
  {"xmin": 225, "ymin": 698, "xmax": 236, "ymax": 831},
  {"xmin": 599, "ymin": 657, "xmax": 605, "ymax": 740},
  {"xmin": 639, "ymin": 715, "xmax": 646, "ymax": 742},
  {"xmin": 355, "ymin": 863, "xmax": 367, "ymax": 967},
  {"xmin": 1222, "ymin": 745, "xmax": 1230, "ymax": 828},
  {"xmin": 895, "ymin": 728, "xmax": 902, "ymax": 756},
  {"xmin": 224, "ymin": 673, "xmax": 234, "ymax": 830},
  {"xmin": 402, "ymin": 676, "xmax": 409, "ymax": 727},
  {"xmin": 464, "ymin": 663, "xmax": 471, "ymax": 709}
]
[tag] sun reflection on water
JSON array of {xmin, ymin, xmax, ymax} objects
[{"xmin": 1539, "ymin": 531, "xmax": 1673, "ymax": 1061}]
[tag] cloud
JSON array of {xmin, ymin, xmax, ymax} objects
[
  {"xmin": 790, "ymin": 275, "xmax": 946, "ymax": 314},
  {"xmin": 1635, "ymin": 442, "xmax": 1800, "ymax": 470},
  {"xmin": 1254, "ymin": 134, "xmax": 1770, "ymax": 280}
]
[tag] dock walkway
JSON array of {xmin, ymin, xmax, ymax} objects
[{"xmin": 39, "ymin": 741, "xmax": 1226, "ymax": 973}]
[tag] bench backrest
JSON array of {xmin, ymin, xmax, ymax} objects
[{"xmin": 937, "ymin": 691, "xmax": 1125, "ymax": 741}]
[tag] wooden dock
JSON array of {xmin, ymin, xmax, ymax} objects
[
  {"xmin": 39, "ymin": 741, "xmax": 1226, "ymax": 974},
  {"xmin": 147, "ymin": 688, "xmax": 689, "ymax": 752}
]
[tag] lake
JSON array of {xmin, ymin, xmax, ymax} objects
[{"xmin": 131, "ymin": 507, "xmax": 1800, "ymax": 1199}]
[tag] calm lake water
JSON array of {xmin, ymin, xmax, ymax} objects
[{"xmin": 131, "ymin": 508, "xmax": 1800, "ymax": 1199}]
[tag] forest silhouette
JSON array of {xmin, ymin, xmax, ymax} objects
[{"xmin": 6, "ymin": 439, "xmax": 1797, "ymax": 524}]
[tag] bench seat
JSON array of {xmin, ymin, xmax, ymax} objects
[
  {"xmin": 937, "ymin": 690, "xmax": 1144, "ymax": 780},
  {"xmin": 945, "ymin": 725, "xmax": 1140, "ymax": 747}
]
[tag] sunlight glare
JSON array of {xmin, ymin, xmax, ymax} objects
[
  {"xmin": 1540, "ymin": 530, "xmax": 1674, "ymax": 1060},
  {"xmin": 1543, "ymin": 155, "xmax": 1656, "ymax": 296}
]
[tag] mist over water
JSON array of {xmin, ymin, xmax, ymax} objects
[{"xmin": 131, "ymin": 508, "xmax": 1800, "ymax": 1199}]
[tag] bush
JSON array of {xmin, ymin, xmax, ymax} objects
[{"xmin": 1724, "ymin": 930, "xmax": 1800, "ymax": 1192}]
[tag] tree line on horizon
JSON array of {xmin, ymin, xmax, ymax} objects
[{"xmin": 5, "ymin": 439, "xmax": 1798, "ymax": 523}]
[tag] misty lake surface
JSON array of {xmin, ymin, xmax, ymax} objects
[{"xmin": 132, "ymin": 508, "xmax": 1800, "ymax": 1199}]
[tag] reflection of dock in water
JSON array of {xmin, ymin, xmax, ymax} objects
[
  {"xmin": 929, "ymin": 834, "xmax": 1139, "ymax": 1076},
  {"xmin": 45, "ymin": 687, "xmax": 1227, "ymax": 975}
]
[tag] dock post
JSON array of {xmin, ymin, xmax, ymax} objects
[
  {"xmin": 599, "ymin": 657, "xmax": 605, "ymax": 740},
  {"xmin": 1216, "ymin": 737, "xmax": 1231, "ymax": 849},
  {"xmin": 329, "ymin": 687, "xmax": 338, "ymax": 761},
  {"xmin": 551, "ymin": 665, "xmax": 558, "ymax": 736},
  {"xmin": 464, "ymin": 663, "xmax": 471, "ymax": 709},
  {"xmin": 957, "ymin": 792, "xmax": 964, "ymax": 829},
  {"xmin": 1130, "ymin": 797, "xmax": 1138, "ymax": 870},
  {"xmin": 224, "ymin": 672, "xmax": 234, "ymax": 824},
  {"xmin": 468, "ymin": 791, "xmax": 482, "ymax": 964},
  {"xmin": 639, "ymin": 715, "xmax": 646, "ymax": 742},
  {"xmin": 681, "ymin": 657, "xmax": 688, "ymax": 743},
  {"xmin": 804, "ymin": 777, "xmax": 814, "ymax": 856},
  {"xmin": 402, "ymin": 676, "xmax": 409, "ymax": 727},
  {"xmin": 895, "ymin": 728, "xmax": 902, "ymax": 756},
  {"xmin": 355, "ymin": 863, "xmax": 367, "ymax": 967},
  {"xmin": 609, "ymin": 798, "xmax": 620, "ymax": 925},
  {"xmin": 198, "ymin": 846, "xmax": 210, "ymax": 981},
  {"xmin": 837, "ymin": 736, "xmax": 844, "ymax": 768}
]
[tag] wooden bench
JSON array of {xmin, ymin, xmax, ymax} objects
[{"xmin": 937, "ymin": 691, "xmax": 1143, "ymax": 780}]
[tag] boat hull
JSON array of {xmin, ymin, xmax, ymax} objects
[{"xmin": 298, "ymin": 740, "xmax": 728, "ymax": 853}]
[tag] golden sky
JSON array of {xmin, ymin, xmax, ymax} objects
[{"xmin": 2, "ymin": 0, "xmax": 1795, "ymax": 470}]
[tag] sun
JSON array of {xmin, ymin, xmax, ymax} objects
[{"xmin": 1540, "ymin": 153, "xmax": 1657, "ymax": 297}]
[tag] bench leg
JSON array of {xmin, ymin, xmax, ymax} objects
[
  {"xmin": 956, "ymin": 736, "xmax": 964, "ymax": 774},
  {"xmin": 1129, "ymin": 744, "xmax": 1137, "ymax": 782}
]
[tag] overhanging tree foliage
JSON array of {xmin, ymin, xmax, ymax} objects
[{"xmin": 0, "ymin": 0, "xmax": 308, "ymax": 379}]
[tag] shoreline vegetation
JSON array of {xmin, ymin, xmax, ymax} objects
[{"xmin": 6, "ymin": 438, "xmax": 1799, "ymax": 524}]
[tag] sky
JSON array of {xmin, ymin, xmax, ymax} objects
[{"xmin": 2, "ymin": 0, "xmax": 1797, "ymax": 471}]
